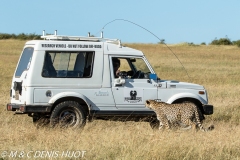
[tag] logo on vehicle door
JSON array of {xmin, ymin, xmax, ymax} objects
[
  {"xmin": 124, "ymin": 90, "xmax": 142, "ymax": 103},
  {"xmin": 95, "ymin": 90, "xmax": 109, "ymax": 96}
]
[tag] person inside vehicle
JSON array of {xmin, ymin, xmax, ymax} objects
[{"xmin": 112, "ymin": 58, "xmax": 121, "ymax": 78}]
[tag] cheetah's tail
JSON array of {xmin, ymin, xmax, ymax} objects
[
  {"xmin": 200, "ymin": 124, "xmax": 214, "ymax": 132},
  {"xmin": 207, "ymin": 124, "xmax": 214, "ymax": 131}
]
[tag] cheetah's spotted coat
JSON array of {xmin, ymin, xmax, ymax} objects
[{"xmin": 145, "ymin": 100, "xmax": 214, "ymax": 132}]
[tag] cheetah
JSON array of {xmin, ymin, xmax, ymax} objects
[{"xmin": 145, "ymin": 100, "xmax": 214, "ymax": 132}]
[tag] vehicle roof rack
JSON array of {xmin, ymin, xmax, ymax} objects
[{"xmin": 41, "ymin": 30, "xmax": 122, "ymax": 47}]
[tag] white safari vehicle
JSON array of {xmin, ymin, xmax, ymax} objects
[{"xmin": 7, "ymin": 31, "xmax": 213, "ymax": 128}]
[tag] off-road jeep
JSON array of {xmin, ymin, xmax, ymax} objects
[{"xmin": 6, "ymin": 31, "xmax": 213, "ymax": 128}]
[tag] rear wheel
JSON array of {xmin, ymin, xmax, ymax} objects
[{"xmin": 50, "ymin": 101, "xmax": 86, "ymax": 129}]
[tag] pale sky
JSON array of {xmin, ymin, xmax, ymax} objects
[{"xmin": 0, "ymin": 1, "xmax": 239, "ymax": 44}]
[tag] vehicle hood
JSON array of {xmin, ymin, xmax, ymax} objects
[{"xmin": 159, "ymin": 80, "xmax": 205, "ymax": 90}]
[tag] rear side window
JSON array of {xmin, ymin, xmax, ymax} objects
[
  {"xmin": 15, "ymin": 47, "xmax": 34, "ymax": 77},
  {"xmin": 42, "ymin": 51, "xmax": 94, "ymax": 78}
]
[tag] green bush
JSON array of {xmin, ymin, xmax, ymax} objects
[
  {"xmin": 232, "ymin": 40, "xmax": 240, "ymax": 47},
  {"xmin": 210, "ymin": 38, "xmax": 232, "ymax": 45},
  {"xmin": 0, "ymin": 33, "xmax": 41, "ymax": 40},
  {"xmin": 0, "ymin": 33, "xmax": 16, "ymax": 39}
]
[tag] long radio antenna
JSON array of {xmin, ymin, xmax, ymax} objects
[{"xmin": 98, "ymin": 19, "xmax": 191, "ymax": 81}]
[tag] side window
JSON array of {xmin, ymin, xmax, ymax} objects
[
  {"xmin": 15, "ymin": 47, "xmax": 34, "ymax": 77},
  {"xmin": 112, "ymin": 57, "xmax": 131, "ymax": 78},
  {"xmin": 42, "ymin": 51, "xmax": 94, "ymax": 78},
  {"xmin": 111, "ymin": 57, "xmax": 151, "ymax": 79}
]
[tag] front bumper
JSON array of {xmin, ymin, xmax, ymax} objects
[
  {"xmin": 203, "ymin": 104, "xmax": 213, "ymax": 115},
  {"xmin": 6, "ymin": 103, "xmax": 52, "ymax": 113}
]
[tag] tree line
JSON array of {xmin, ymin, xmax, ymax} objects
[
  {"xmin": 1, "ymin": 33, "xmax": 240, "ymax": 47},
  {"xmin": 0, "ymin": 33, "xmax": 41, "ymax": 40}
]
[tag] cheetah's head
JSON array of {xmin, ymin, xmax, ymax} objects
[{"xmin": 145, "ymin": 100, "xmax": 158, "ymax": 110}]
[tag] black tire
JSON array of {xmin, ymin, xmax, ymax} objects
[{"xmin": 50, "ymin": 101, "xmax": 86, "ymax": 129}]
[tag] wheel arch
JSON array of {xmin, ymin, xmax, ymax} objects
[
  {"xmin": 48, "ymin": 92, "xmax": 92, "ymax": 116},
  {"xmin": 171, "ymin": 97, "xmax": 205, "ymax": 121},
  {"xmin": 167, "ymin": 92, "xmax": 207, "ymax": 103}
]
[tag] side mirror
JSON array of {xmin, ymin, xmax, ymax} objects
[{"xmin": 114, "ymin": 77, "xmax": 126, "ymax": 86}]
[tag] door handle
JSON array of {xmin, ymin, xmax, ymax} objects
[{"xmin": 154, "ymin": 84, "xmax": 162, "ymax": 87}]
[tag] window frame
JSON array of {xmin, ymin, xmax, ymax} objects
[
  {"xmin": 110, "ymin": 56, "xmax": 152, "ymax": 79},
  {"xmin": 15, "ymin": 47, "xmax": 34, "ymax": 77},
  {"xmin": 42, "ymin": 51, "xmax": 95, "ymax": 78}
]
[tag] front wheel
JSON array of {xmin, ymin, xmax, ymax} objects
[{"xmin": 50, "ymin": 101, "xmax": 86, "ymax": 129}]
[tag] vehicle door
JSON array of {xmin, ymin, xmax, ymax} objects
[
  {"xmin": 110, "ymin": 56, "xmax": 158, "ymax": 110},
  {"xmin": 11, "ymin": 47, "xmax": 34, "ymax": 104}
]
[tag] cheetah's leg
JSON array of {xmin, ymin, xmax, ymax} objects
[
  {"xmin": 197, "ymin": 122, "xmax": 211, "ymax": 132},
  {"xmin": 194, "ymin": 108, "xmax": 213, "ymax": 132},
  {"xmin": 157, "ymin": 114, "xmax": 169, "ymax": 130},
  {"xmin": 179, "ymin": 122, "xmax": 192, "ymax": 130},
  {"xmin": 159, "ymin": 121, "xmax": 164, "ymax": 129},
  {"xmin": 175, "ymin": 108, "xmax": 191, "ymax": 130},
  {"xmin": 181, "ymin": 118, "xmax": 197, "ymax": 131}
]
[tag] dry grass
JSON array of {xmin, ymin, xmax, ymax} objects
[{"xmin": 0, "ymin": 40, "xmax": 240, "ymax": 159}]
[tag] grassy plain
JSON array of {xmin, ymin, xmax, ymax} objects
[{"xmin": 0, "ymin": 40, "xmax": 240, "ymax": 159}]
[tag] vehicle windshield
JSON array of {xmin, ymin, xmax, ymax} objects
[
  {"xmin": 15, "ymin": 47, "xmax": 34, "ymax": 77},
  {"xmin": 131, "ymin": 58, "xmax": 151, "ymax": 73}
]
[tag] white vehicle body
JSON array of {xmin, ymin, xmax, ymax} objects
[{"xmin": 7, "ymin": 32, "xmax": 213, "ymax": 128}]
